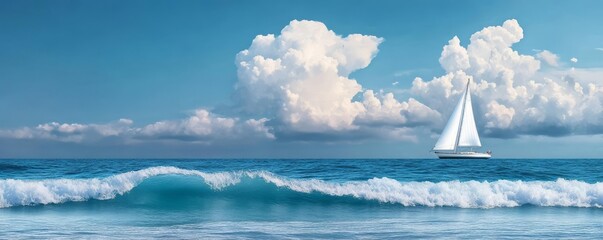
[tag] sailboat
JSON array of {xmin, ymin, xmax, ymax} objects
[{"xmin": 433, "ymin": 79, "xmax": 491, "ymax": 159}]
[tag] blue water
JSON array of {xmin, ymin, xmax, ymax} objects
[{"xmin": 1, "ymin": 159, "xmax": 602, "ymax": 239}]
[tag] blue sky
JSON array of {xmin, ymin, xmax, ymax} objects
[{"xmin": 1, "ymin": 0, "xmax": 603, "ymax": 158}]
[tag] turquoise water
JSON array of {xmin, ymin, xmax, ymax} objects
[{"xmin": 1, "ymin": 159, "xmax": 602, "ymax": 239}]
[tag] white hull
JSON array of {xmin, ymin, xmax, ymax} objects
[{"xmin": 435, "ymin": 151, "xmax": 491, "ymax": 159}]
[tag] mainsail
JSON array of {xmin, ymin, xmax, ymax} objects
[{"xmin": 433, "ymin": 80, "xmax": 481, "ymax": 151}]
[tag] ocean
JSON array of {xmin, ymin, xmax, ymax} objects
[{"xmin": 0, "ymin": 159, "xmax": 602, "ymax": 239}]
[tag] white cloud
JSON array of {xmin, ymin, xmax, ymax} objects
[
  {"xmin": 392, "ymin": 81, "xmax": 399, "ymax": 86},
  {"xmin": 570, "ymin": 57, "xmax": 578, "ymax": 63},
  {"xmin": 138, "ymin": 109, "xmax": 274, "ymax": 142},
  {"xmin": 410, "ymin": 19, "xmax": 603, "ymax": 137},
  {"xmin": 596, "ymin": 48, "xmax": 603, "ymax": 52},
  {"xmin": 244, "ymin": 118, "xmax": 275, "ymax": 140},
  {"xmin": 236, "ymin": 20, "xmax": 379, "ymax": 132},
  {"xmin": 394, "ymin": 69, "xmax": 431, "ymax": 77},
  {"xmin": 139, "ymin": 109, "xmax": 235, "ymax": 140},
  {"xmin": 485, "ymin": 101, "xmax": 515, "ymax": 129},
  {"xmin": 235, "ymin": 19, "xmax": 438, "ymax": 139},
  {"xmin": 0, "ymin": 119, "xmax": 134, "ymax": 142},
  {"xmin": 1, "ymin": 110, "xmax": 275, "ymax": 143},
  {"xmin": 439, "ymin": 36, "xmax": 470, "ymax": 72},
  {"xmin": 3, "ymin": 19, "xmax": 602, "ymax": 146},
  {"xmin": 535, "ymin": 50, "xmax": 560, "ymax": 67},
  {"xmin": 356, "ymin": 90, "xmax": 440, "ymax": 127}
]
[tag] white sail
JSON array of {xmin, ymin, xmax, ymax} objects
[
  {"xmin": 433, "ymin": 89, "xmax": 466, "ymax": 151},
  {"xmin": 457, "ymin": 86, "xmax": 481, "ymax": 147},
  {"xmin": 433, "ymin": 80, "xmax": 481, "ymax": 151}
]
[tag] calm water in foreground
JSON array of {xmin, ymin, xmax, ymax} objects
[{"xmin": 1, "ymin": 159, "xmax": 602, "ymax": 239}]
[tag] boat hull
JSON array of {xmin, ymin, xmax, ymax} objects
[{"xmin": 435, "ymin": 152, "xmax": 491, "ymax": 159}]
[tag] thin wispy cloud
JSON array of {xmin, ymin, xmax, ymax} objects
[{"xmin": 394, "ymin": 68, "xmax": 433, "ymax": 77}]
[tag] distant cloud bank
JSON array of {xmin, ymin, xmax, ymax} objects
[{"xmin": 3, "ymin": 19, "xmax": 603, "ymax": 145}]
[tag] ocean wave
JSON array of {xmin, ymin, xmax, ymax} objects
[
  {"xmin": 0, "ymin": 163, "xmax": 28, "ymax": 171},
  {"xmin": 0, "ymin": 166, "xmax": 602, "ymax": 208}
]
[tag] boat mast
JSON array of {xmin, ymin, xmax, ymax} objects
[{"xmin": 453, "ymin": 79, "xmax": 471, "ymax": 153}]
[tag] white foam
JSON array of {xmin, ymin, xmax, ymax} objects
[
  {"xmin": 0, "ymin": 166, "xmax": 602, "ymax": 208},
  {"xmin": 0, "ymin": 166, "xmax": 219, "ymax": 208}
]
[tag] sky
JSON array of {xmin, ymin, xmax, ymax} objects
[{"xmin": 1, "ymin": 0, "xmax": 603, "ymax": 158}]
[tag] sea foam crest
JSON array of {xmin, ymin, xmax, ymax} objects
[{"xmin": 0, "ymin": 166, "xmax": 602, "ymax": 208}]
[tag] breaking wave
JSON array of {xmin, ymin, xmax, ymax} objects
[{"xmin": 1, "ymin": 166, "xmax": 602, "ymax": 208}]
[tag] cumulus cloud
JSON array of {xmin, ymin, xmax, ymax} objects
[
  {"xmin": 4, "ymin": 18, "xmax": 439, "ymax": 146},
  {"xmin": 0, "ymin": 119, "xmax": 134, "ymax": 142},
  {"xmin": 411, "ymin": 19, "xmax": 603, "ymax": 137},
  {"xmin": 570, "ymin": 57, "xmax": 578, "ymax": 63},
  {"xmin": 484, "ymin": 101, "xmax": 515, "ymax": 129},
  {"xmin": 0, "ymin": 109, "xmax": 274, "ymax": 143},
  {"xmin": 3, "ymin": 19, "xmax": 602, "ymax": 147},
  {"xmin": 235, "ymin": 19, "xmax": 438, "ymax": 139},
  {"xmin": 139, "ymin": 109, "xmax": 235, "ymax": 140},
  {"xmin": 138, "ymin": 109, "xmax": 274, "ymax": 142},
  {"xmin": 236, "ymin": 20, "xmax": 379, "ymax": 132},
  {"xmin": 439, "ymin": 36, "xmax": 470, "ymax": 72},
  {"xmin": 356, "ymin": 90, "xmax": 440, "ymax": 127},
  {"xmin": 535, "ymin": 50, "xmax": 560, "ymax": 67}
]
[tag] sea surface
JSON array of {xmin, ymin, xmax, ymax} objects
[{"xmin": 0, "ymin": 159, "xmax": 602, "ymax": 239}]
